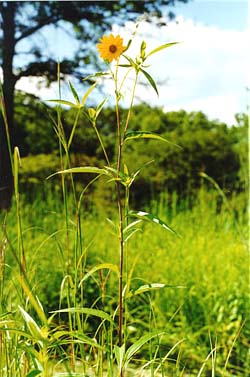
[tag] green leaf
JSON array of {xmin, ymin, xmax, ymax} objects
[
  {"xmin": 123, "ymin": 38, "xmax": 132, "ymax": 53},
  {"xmin": 124, "ymin": 131, "xmax": 180, "ymax": 148},
  {"xmin": 51, "ymin": 308, "xmax": 114, "ymax": 324},
  {"xmin": 18, "ymin": 306, "xmax": 45, "ymax": 341},
  {"xmin": 129, "ymin": 210, "xmax": 178, "ymax": 236},
  {"xmin": 154, "ymin": 338, "xmax": 186, "ymax": 374},
  {"xmin": 126, "ymin": 283, "xmax": 186, "ymax": 298},
  {"xmin": 13, "ymin": 146, "xmax": 21, "ymax": 197},
  {"xmin": 79, "ymin": 263, "xmax": 119, "ymax": 287},
  {"xmin": 83, "ymin": 71, "xmax": 110, "ymax": 81},
  {"xmin": 124, "ymin": 331, "xmax": 165, "ymax": 368},
  {"xmin": 146, "ymin": 42, "xmax": 179, "ymax": 59},
  {"xmin": 81, "ymin": 82, "xmax": 97, "ymax": 107},
  {"xmin": 114, "ymin": 344, "xmax": 125, "ymax": 373},
  {"xmin": 123, "ymin": 228, "xmax": 141, "ymax": 244},
  {"xmin": 104, "ymin": 166, "xmax": 130, "ymax": 186},
  {"xmin": 139, "ymin": 68, "xmax": 158, "ymax": 96},
  {"xmin": 72, "ymin": 331, "xmax": 102, "ymax": 349},
  {"xmin": 48, "ymin": 99, "xmax": 78, "ymax": 108},
  {"xmin": 95, "ymin": 96, "xmax": 109, "ymax": 118},
  {"xmin": 68, "ymin": 81, "xmax": 80, "ymax": 105},
  {"xmin": 106, "ymin": 217, "xmax": 118, "ymax": 234},
  {"xmin": 47, "ymin": 166, "xmax": 109, "ymax": 180},
  {"xmin": 123, "ymin": 55, "xmax": 137, "ymax": 69},
  {"xmin": 123, "ymin": 219, "xmax": 142, "ymax": 244},
  {"xmin": 118, "ymin": 64, "xmax": 132, "ymax": 68},
  {"xmin": 199, "ymin": 172, "xmax": 228, "ymax": 205},
  {"xmin": 26, "ymin": 370, "xmax": 42, "ymax": 377},
  {"xmin": 17, "ymin": 275, "xmax": 47, "ymax": 324},
  {"xmin": 0, "ymin": 327, "xmax": 35, "ymax": 340}
]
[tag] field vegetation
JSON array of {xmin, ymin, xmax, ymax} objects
[
  {"xmin": 0, "ymin": 184, "xmax": 248, "ymax": 375},
  {"xmin": 0, "ymin": 33, "xmax": 248, "ymax": 377}
]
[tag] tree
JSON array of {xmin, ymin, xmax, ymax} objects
[{"xmin": 0, "ymin": 0, "xmax": 188, "ymax": 210}]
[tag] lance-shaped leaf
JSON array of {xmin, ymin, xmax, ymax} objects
[
  {"xmin": 95, "ymin": 96, "xmax": 109, "ymax": 119},
  {"xmin": 126, "ymin": 283, "xmax": 186, "ymax": 299},
  {"xmin": 17, "ymin": 275, "xmax": 47, "ymax": 324},
  {"xmin": 79, "ymin": 263, "xmax": 119, "ymax": 287},
  {"xmin": 114, "ymin": 344, "xmax": 125, "ymax": 374},
  {"xmin": 51, "ymin": 307, "xmax": 114, "ymax": 324},
  {"xmin": 124, "ymin": 131, "xmax": 180, "ymax": 148},
  {"xmin": 47, "ymin": 166, "xmax": 110, "ymax": 180},
  {"xmin": 123, "ymin": 54, "xmax": 137, "ymax": 69},
  {"xmin": 81, "ymin": 82, "xmax": 97, "ymax": 107},
  {"xmin": 48, "ymin": 99, "xmax": 78, "ymax": 108},
  {"xmin": 123, "ymin": 331, "xmax": 165, "ymax": 369},
  {"xmin": 123, "ymin": 219, "xmax": 142, "ymax": 244},
  {"xmin": 129, "ymin": 210, "xmax": 178, "ymax": 236},
  {"xmin": 68, "ymin": 81, "xmax": 80, "ymax": 105},
  {"xmin": 82, "ymin": 71, "xmax": 111, "ymax": 81},
  {"xmin": 139, "ymin": 68, "xmax": 158, "ymax": 96},
  {"xmin": 18, "ymin": 306, "xmax": 46, "ymax": 341},
  {"xmin": 146, "ymin": 42, "xmax": 179, "ymax": 59},
  {"xmin": 154, "ymin": 338, "xmax": 186, "ymax": 374},
  {"xmin": 71, "ymin": 331, "xmax": 102, "ymax": 349}
]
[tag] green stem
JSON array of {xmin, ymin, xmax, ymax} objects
[
  {"xmin": 68, "ymin": 107, "xmax": 81, "ymax": 149},
  {"xmin": 114, "ymin": 64, "xmax": 139, "ymax": 368},
  {"xmin": 93, "ymin": 122, "xmax": 111, "ymax": 166},
  {"xmin": 123, "ymin": 71, "xmax": 138, "ymax": 137},
  {"xmin": 113, "ymin": 63, "xmax": 124, "ymax": 351}
]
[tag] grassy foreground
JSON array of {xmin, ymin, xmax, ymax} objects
[{"xmin": 0, "ymin": 187, "xmax": 248, "ymax": 376}]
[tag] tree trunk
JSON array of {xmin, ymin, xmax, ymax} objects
[{"xmin": 0, "ymin": 2, "xmax": 17, "ymax": 210}]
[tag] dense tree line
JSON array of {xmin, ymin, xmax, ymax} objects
[{"xmin": 14, "ymin": 91, "xmax": 247, "ymax": 204}]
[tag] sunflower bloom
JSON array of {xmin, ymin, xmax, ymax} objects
[{"xmin": 97, "ymin": 34, "xmax": 125, "ymax": 62}]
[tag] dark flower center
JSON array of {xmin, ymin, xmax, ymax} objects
[{"xmin": 109, "ymin": 44, "xmax": 117, "ymax": 53}]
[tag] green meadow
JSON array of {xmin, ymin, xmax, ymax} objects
[{"xmin": 0, "ymin": 184, "xmax": 248, "ymax": 376}]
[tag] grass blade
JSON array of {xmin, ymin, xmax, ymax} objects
[
  {"xmin": 126, "ymin": 283, "xmax": 186, "ymax": 298},
  {"xmin": 48, "ymin": 99, "xmax": 78, "ymax": 108},
  {"xmin": 124, "ymin": 331, "xmax": 165, "ymax": 368},
  {"xmin": 124, "ymin": 130, "xmax": 181, "ymax": 148},
  {"xmin": 139, "ymin": 68, "xmax": 158, "ymax": 96},
  {"xmin": 47, "ymin": 166, "xmax": 109, "ymax": 180},
  {"xmin": 78, "ymin": 263, "xmax": 119, "ymax": 286},
  {"xmin": 68, "ymin": 80, "xmax": 80, "ymax": 105},
  {"xmin": 81, "ymin": 82, "xmax": 97, "ymax": 107},
  {"xmin": 146, "ymin": 42, "xmax": 179, "ymax": 59},
  {"xmin": 129, "ymin": 210, "xmax": 178, "ymax": 235},
  {"xmin": 51, "ymin": 308, "xmax": 114, "ymax": 324}
]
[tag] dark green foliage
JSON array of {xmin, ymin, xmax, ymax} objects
[
  {"xmin": 14, "ymin": 95, "xmax": 246, "ymax": 204},
  {"xmin": 14, "ymin": 91, "xmax": 57, "ymax": 156}
]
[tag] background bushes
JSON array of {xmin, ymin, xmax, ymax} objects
[{"xmin": 14, "ymin": 91, "xmax": 247, "ymax": 206}]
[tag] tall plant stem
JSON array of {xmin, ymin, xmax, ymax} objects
[
  {"xmin": 123, "ymin": 71, "xmax": 138, "ymax": 136},
  {"xmin": 93, "ymin": 123, "xmax": 111, "ymax": 166},
  {"xmin": 114, "ymin": 65, "xmax": 138, "ymax": 356},
  {"xmin": 113, "ymin": 63, "xmax": 124, "ymax": 350}
]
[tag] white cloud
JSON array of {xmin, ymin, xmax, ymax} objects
[
  {"xmin": 112, "ymin": 17, "xmax": 249, "ymax": 124},
  {"xmin": 8, "ymin": 16, "xmax": 250, "ymax": 126}
]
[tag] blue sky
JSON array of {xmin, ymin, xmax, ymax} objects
[
  {"xmin": 170, "ymin": 0, "xmax": 247, "ymax": 30},
  {"xmin": 15, "ymin": 0, "xmax": 249, "ymax": 126}
]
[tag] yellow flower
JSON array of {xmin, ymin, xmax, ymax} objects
[{"xmin": 97, "ymin": 34, "xmax": 125, "ymax": 62}]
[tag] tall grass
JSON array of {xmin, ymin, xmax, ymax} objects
[{"xmin": 0, "ymin": 185, "xmax": 248, "ymax": 376}]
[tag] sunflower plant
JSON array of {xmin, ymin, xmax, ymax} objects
[{"xmin": 49, "ymin": 31, "xmax": 179, "ymax": 376}]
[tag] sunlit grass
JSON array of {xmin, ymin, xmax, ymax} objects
[{"xmin": 1, "ymin": 187, "xmax": 248, "ymax": 375}]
